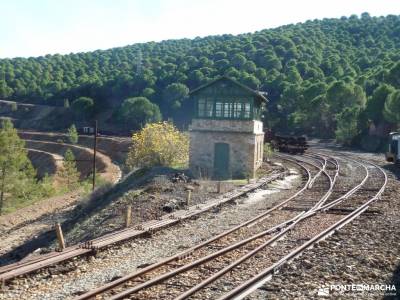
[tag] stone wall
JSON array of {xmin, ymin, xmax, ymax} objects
[
  {"xmin": 254, "ymin": 133, "xmax": 265, "ymax": 170},
  {"xmin": 190, "ymin": 119, "xmax": 263, "ymax": 134},
  {"xmin": 189, "ymin": 129, "xmax": 264, "ymax": 179}
]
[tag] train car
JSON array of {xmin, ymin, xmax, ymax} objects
[
  {"xmin": 385, "ymin": 132, "xmax": 400, "ymax": 163},
  {"xmin": 265, "ymin": 130, "xmax": 308, "ymax": 154}
]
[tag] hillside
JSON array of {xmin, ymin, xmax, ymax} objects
[
  {"xmin": 1, "ymin": 13, "xmax": 400, "ymax": 148},
  {"xmin": 0, "ymin": 100, "xmax": 72, "ymax": 130}
]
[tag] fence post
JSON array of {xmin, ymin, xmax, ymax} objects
[
  {"xmin": 217, "ymin": 181, "xmax": 222, "ymax": 193},
  {"xmin": 125, "ymin": 205, "xmax": 132, "ymax": 227},
  {"xmin": 55, "ymin": 223, "xmax": 65, "ymax": 251},
  {"xmin": 186, "ymin": 190, "xmax": 192, "ymax": 207}
]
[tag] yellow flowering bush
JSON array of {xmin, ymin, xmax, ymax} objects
[{"xmin": 126, "ymin": 122, "xmax": 189, "ymax": 169}]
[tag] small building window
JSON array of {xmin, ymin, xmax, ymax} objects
[
  {"xmin": 198, "ymin": 98, "xmax": 214, "ymax": 117},
  {"xmin": 233, "ymin": 102, "xmax": 243, "ymax": 119},
  {"xmin": 216, "ymin": 102, "xmax": 223, "ymax": 117},
  {"xmin": 223, "ymin": 102, "xmax": 232, "ymax": 118},
  {"xmin": 197, "ymin": 98, "xmax": 253, "ymax": 120},
  {"xmin": 205, "ymin": 99, "xmax": 213, "ymax": 117},
  {"xmin": 198, "ymin": 99, "xmax": 206, "ymax": 117},
  {"xmin": 244, "ymin": 103, "xmax": 251, "ymax": 118}
]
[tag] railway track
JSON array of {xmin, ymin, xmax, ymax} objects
[
  {"xmin": 72, "ymin": 152, "xmax": 386, "ymax": 300},
  {"xmin": 72, "ymin": 153, "xmax": 340, "ymax": 299},
  {"xmin": 219, "ymin": 158, "xmax": 387, "ymax": 300},
  {"xmin": 0, "ymin": 164, "xmax": 292, "ymax": 284}
]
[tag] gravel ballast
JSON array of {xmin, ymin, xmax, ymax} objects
[
  {"xmin": 0, "ymin": 166, "xmax": 302, "ymax": 300},
  {"xmin": 248, "ymin": 150, "xmax": 400, "ymax": 300},
  {"xmin": 2, "ymin": 148, "xmax": 398, "ymax": 300}
]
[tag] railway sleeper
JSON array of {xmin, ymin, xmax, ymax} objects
[
  {"xmin": 164, "ymin": 282, "xmax": 194, "ymax": 289},
  {"xmin": 282, "ymin": 206, "xmax": 313, "ymax": 211},
  {"xmin": 326, "ymin": 208, "xmax": 382, "ymax": 215}
]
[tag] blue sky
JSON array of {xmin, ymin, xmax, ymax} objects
[{"xmin": 1, "ymin": 0, "xmax": 400, "ymax": 58}]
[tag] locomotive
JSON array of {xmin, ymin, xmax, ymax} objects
[
  {"xmin": 265, "ymin": 129, "xmax": 308, "ymax": 154},
  {"xmin": 385, "ymin": 132, "xmax": 400, "ymax": 163}
]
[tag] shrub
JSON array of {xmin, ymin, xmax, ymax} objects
[
  {"xmin": 67, "ymin": 124, "xmax": 79, "ymax": 144},
  {"xmin": 126, "ymin": 122, "xmax": 189, "ymax": 169}
]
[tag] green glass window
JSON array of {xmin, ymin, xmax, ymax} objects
[
  {"xmin": 198, "ymin": 98, "xmax": 214, "ymax": 117},
  {"xmin": 233, "ymin": 102, "xmax": 242, "ymax": 119},
  {"xmin": 216, "ymin": 102, "xmax": 223, "ymax": 117},
  {"xmin": 223, "ymin": 102, "xmax": 232, "ymax": 118},
  {"xmin": 197, "ymin": 97, "xmax": 255, "ymax": 120},
  {"xmin": 198, "ymin": 98, "xmax": 206, "ymax": 117},
  {"xmin": 205, "ymin": 99, "xmax": 213, "ymax": 117},
  {"xmin": 244, "ymin": 103, "xmax": 251, "ymax": 118}
]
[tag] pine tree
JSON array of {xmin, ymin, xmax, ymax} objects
[
  {"xmin": 64, "ymin": 98, "xmax": 70, "ymax": 108},
  {"xmin": 0, "ymin": 119, "xmax": 36, "ymax": 214},
  {"xmin": 67, "ymin": 124, "xmax": 79, "ymax": 144},
  {"xmin": 58, "ymin": 149, "xmax": 80, "ymax": 191}
]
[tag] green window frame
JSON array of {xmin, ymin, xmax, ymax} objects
[
  {"xmin": 233, "ymin": 102, "xmax": 242, "ymax": 119},
  {"xmin": 198, "ymin": 98, "xmax": 206, "ymax": 117},
  {"xmin": 196, "ymin": 97, "xmax": 255, "ymax": 120},
  {"xmin": 223, "ymin": 102, "xmax": 232, "ymax": 118},
  {"xmin": 244, "ymin": 103, "xmax": 251, "ymax": 118},
  {"xmin": 215, "ymin": 101, "xmax": 223, "ymax": 117},
  {"xmin": 198, "ymin": 98, "xmax": 214, "ymax": 117},
  {"xmin": 205, "ymin": 99, "xmax": 213, "ymax": 117}
]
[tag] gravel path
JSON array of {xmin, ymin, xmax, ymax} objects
[{"xmin": 0, "ymin": 166, "xmax": 303, "ymax": 300}]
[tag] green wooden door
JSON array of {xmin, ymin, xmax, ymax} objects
[{"xmin": 214, "ymin": 143, "xmax": 230, "ymax": 179}]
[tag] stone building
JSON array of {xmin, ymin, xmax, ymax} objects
[{"xmin": 188, "ymin": 76, "xmax": 267, "ymax": 179}]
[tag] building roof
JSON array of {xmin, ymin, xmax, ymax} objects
[{"xmin": 189, "ymin": 76, "xmax": 268, "ymax": 102}]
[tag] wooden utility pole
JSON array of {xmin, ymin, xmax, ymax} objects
[
  {"xmin": 0, "ymin": 164, "xmax": 6, "ymax": 215},
  {"xmin": 92, "ymin": 120, "xmax": 98, "ymax": 191}
]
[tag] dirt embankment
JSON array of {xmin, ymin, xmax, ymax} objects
[
  {"xmin": 19, "ymin": 131, "xmax": 131, "ymax": 166},
  {"xmin": 0, "ymin": 139, "xmax": 120, "ymax": 259},
  {"xmin": 27, "ymin": 148, "xmax": 63, "ymax": 179},
  {"xmin": 0, "ymin": 190, "xmax": 81, "ymax": 258},
  {"xmin": 24, "ymin": 139, "xmax": 121, "ymax": 183},
  {"xmin": 0, "ymin": 129, "xmax": 123, "ymax": 261}
]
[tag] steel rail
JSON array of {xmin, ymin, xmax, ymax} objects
[
  {"xmin": 173, "ymin": 212, "xmax": 308, "ymax": 300},
  {"xmin": 172, "ymin": 159, "xmax": 361, "ymax": 300},
  {"xmin": 302, "ymin": 153, "xmax": 327, "ymax": 188},
  {"xmin": 146, "ymin": 156, "xmax": 376, "ymax": 300},
  {"xmin": 92, "ymin": 156, "xmax": 333, "ymax": 300},
  {"xmin": 0, "ymin": 171, "xmax": 286, "ymax": 282},
  {"xmin": 217, "ymin": 159, "xmax": 387, "ymax": 300},
  {"xmin": 319, "ymin": 156, "xmax": 369, "ymax": 211},
  {"xmin": 305, "ymin": 154, "xmax": 338, "ymax": 210},
  {"xmin": 276, "ymin": 153, "xmax": 326, "ymax": 189},
  {"xmin": 279, "ymin": 153, "xmax": 337, "ymax": 210},
  {"xmin": 75, "ymin": 158, "xmax": 315, "ymax": 299},
  {"xmin": 108, "ymin": 213, "xmax": 309, "ymax": 300}
]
